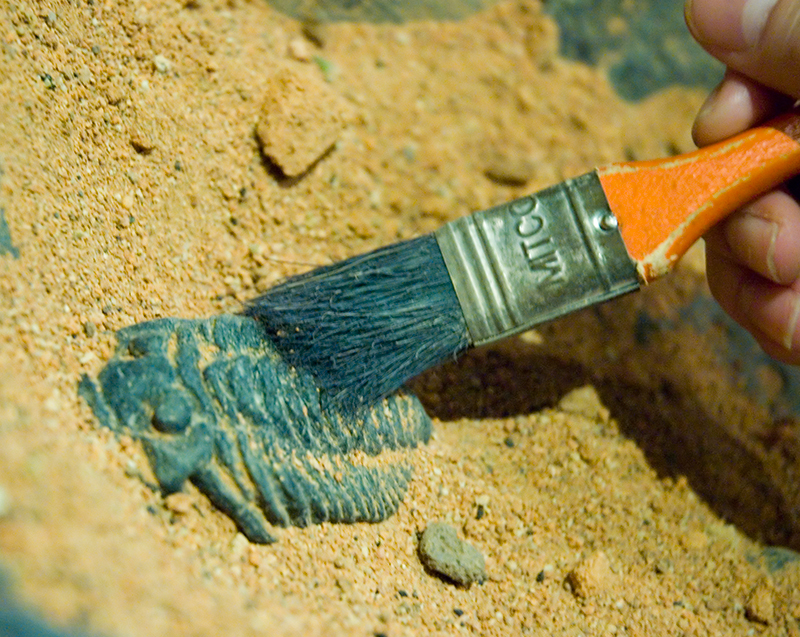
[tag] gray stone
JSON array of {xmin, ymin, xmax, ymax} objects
[{"xmin": 419, "ymin": 521, "xmax": 486, "ymax": 586}]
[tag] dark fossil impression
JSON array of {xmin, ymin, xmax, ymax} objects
[{"xmin": 79, "ymin": 315, "xmax": 431, "ymax": 543}]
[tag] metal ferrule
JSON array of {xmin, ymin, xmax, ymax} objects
[{"xmin": 434, "ymin": 171, "xmax": 640, "ymax": 347}]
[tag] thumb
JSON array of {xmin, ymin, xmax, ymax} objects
[{"xmin": 686, "ymin": 0, "xmax": 800, "ymax": 99}]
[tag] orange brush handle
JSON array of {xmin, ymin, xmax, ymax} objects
[{"xmin": 597, "ymin": 110, "xmax": 800, "ymax": 282}]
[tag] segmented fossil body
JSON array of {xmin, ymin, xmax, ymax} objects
[{"xmin": 79, "ymin": 315, "xmax": 431, "ymax": 543}]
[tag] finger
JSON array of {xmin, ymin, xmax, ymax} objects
[
  {"xmin": 740, "ymin": 277, "xmax": 800, "ymax": 360},
  {"xmin": 713, "ymin": 190, "xmax": 800, "ymax": 284},
  {"xmin": 691, "ymin": 69, "xmax": 792, "ymax": 146},
  {"xmin": 686, "ymin": 0, "xmax": 800, "ymax": 99},
  {"xmin": 706, "ymin": 245, "xmax": 800, "ymax": 363},
  {"xmin": 705, "ymin": 235, "xmax": 749, "ymax": 324}
]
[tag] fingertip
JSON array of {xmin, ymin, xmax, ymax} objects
[
  {"xmin": 740, "ymin": 279, "xmax": 800, "ymax": 353},
  {"xmin": 688, "ymin": 0, "xmax": 800, "ymax": 100},
  {"xmin": 706, "ymin": 243, "xmax": 800, "ymax": 363},
  {"xmin": 691, "ymin": 70, "xmax": 788, "ymax": 146},
  {"xmin": 685, "ymin": 0, "xmax": 749, "ymax": 51},
  {"xmin": 772, "ymin": 200, "xmax": 800, "ymax": 284},
  {"xmin": 725, "ymin": 191, "xmax": 800, "ymax": 285},
  {"xmin": 722, "ymin": 210, "xmax": 780, "ymax": 281}
]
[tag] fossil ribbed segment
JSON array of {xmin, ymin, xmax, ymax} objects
[{"xmin": 78, "ymin": 315, "xmax": 431, "ymax": 543}]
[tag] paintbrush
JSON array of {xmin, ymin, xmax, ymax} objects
[{"xmin": 246, "ymin": 110, "xmax": 800, "ymax": 410}]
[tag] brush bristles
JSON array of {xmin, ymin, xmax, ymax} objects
[{"xmin": 246, "ymin": 234, "xmax": 470, "ymax": 411}]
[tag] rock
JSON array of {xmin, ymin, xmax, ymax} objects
[
  {"xmin": 255, "ymin": 65, "xmax": 349, "ymax": 177},
  {"xmin": 153, "ymin": 55, "xmax": 172, "ymax": 74},
  {"xmin": 567, "ymin": 551, "xmax": 615, "ymax": 598},
  {"xmin": 129, "ymin": 127, "xmax": 155, "ymax": 154},
  {"xmin": 484, "ymin": 149, "xmax": 537, "ymax": 186},
  {"xmin": 558, "ymin": 385, "xmax": 609, "ymax": 422},
  {"xmin": 419, "ymin": 521, "xmax": 486, "ymax": 586},
  {"xmin": 287, "ymin": 37, "xmax": 312, "ymax": 62},
  {"xmin": 164, "ymin": 492, "xmax": 193, "ymax": 515},
  {"xmin": 745, "ymin": 582, "xmax": 774, "ymax": 624}
]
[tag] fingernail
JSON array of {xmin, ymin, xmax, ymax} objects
[
  {"xmin": 740, "ymin": 281, "xmax": 800, "ymax": 350},
  {"xmin": 781, "ymin": 292, "xmax": 800, "ymax": 349},
  {"xmin": 724, "ymin": 211, "xmax": 781, "ymax": 281},
  {"xmin": 742, "ymin": 0, "xmax": 779, "ymax": 47},
  {"xmin": 686, "ymin": 0, "xmax": 778, "ymax": 51}
]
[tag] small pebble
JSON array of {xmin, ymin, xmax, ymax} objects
[
  {"xmin": 83, "ymin": 321, "xmax": 97, "ymax": 338},
  {"xmin": 745, "ymin": 582, "xmax": 774, "ymax": 625},
  {"xmin": 230, "ymin": 533, "xmax": 250, "ymax": 560},
  {"xmin": 287, "ymin": 37, "xmax": 312, "ymax": 62},
  {"xmin": 558, "ymin": 385, "xmax": 609, "ymax": 422},
  {"xmin": 567, "ymin": 551, "xmax": 615, "ymax": 598},
  {"xmin": 484, "ymin": 149, "xmax": 537, "ymax": 186},
  {"xmin": 164, "ymin": 492, "xmax": 193, "ymax": 515},
  {"xmin": 255, "ymin": 65, "xmax": 349, "ymax": 177},
  {"xmin": 130, "ymin": 128, "xmax": 155, "ymax": 154},
  {"xmin": 153, "ymin": 54, "xmax": 172, "ymax": 74},
  {"xmin": 418, "ymin": 521, "xmax": 486, "ymax": 586}
]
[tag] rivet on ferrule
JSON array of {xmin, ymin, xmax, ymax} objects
[{"xmin": 597, "ymin": 212, "xmax": 618, "ymax": 232}]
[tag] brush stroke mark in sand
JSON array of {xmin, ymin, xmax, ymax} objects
[{"xmin": 78, "ymin": 315, "xmax": 431, "ymax": 543}]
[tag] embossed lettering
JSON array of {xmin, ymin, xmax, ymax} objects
[
  {"xmin": 522, "ymin": 236, "xmax": 563, "ymax": 281},
  {"xmin": 517, "ymin": 214, "xmax": 544, "ymax": 237},
  {"xmin": 511, "ymin": 202, "xmax": 565, "ymax": 282}
]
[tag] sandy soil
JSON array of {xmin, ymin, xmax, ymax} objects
[{"xmin": 1, "ymin": 1, "xmax": 800, "ymax": 635}]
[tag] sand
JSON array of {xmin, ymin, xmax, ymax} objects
[{"xmin": 1, "ymin": 1, "xmax": 799, "ymax": 635}]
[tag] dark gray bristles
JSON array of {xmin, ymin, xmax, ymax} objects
[{"xmin": 245, "ymin": 234, "xmax": 470, "ymax": 411}]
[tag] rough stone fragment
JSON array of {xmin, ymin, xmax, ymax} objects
[
  {"xmin": 78, "ymin": 314, "xmax": 431, "ymax": 543},
  {"xmin": 567, "ymin": 551, "xmax": 615, "ymax": 598},
  {"xmin": 558, "ymin": 385, "xmax": 609, "ymax": 422},
  {"xmin": 255, "ymin": 65, "xmax": 349, "ymax": 177},
  {"xmin": 745, "ymin": 582, "xmax": 774, "ymax": 625},
  {"xmin": 129, "ymin": 127, "xmax": 155, "ymax": 154},
  {"xmin": 419, "ymin": 521, "xmax": 486, "ymax": 586},
  {"xmin": 483, "ymin": 149, "xmax": 537, "ymax": 186}
]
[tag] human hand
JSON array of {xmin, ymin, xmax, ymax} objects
[{"xmin": 685, "ymin": 0, "xmax": 800, "ymax": 363}]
